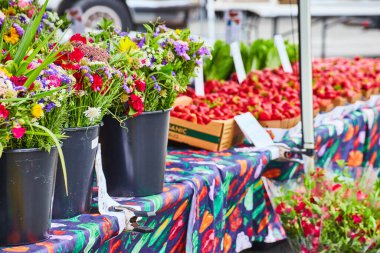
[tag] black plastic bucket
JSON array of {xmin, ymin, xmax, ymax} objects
[
  {"xmin": 52, "ymin": 125, "xmax": 99, "ymax": 219},
  {"xmin": 0, "ymin": 148, "xmax": 58, "ymax": 246},
  {"xmin": 100, "ymin": 110, "xmax": 170, "ymax": 197}
]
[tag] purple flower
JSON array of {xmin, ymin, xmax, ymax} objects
[
  {"xmin": 12, "ymin": 23, "xmax": 24, "ymax": 36},
  {"xmin": 45, "ymin": 102, "xmax": 56, "ymax": 112},
  {"xmin": 123, "ymin": 84, "xmax": 131, "ymax": 93},
  {"xmin": 154, "ymin": 32, "xmax": 159, "ymax": 37},
  {"xmin": 60, "ymin": 75, "xmax": 72, "ymax": 84},
  {"xmin": 183, "ymin": 54, "xmax": 190, "ymax": 61},
  {"xmin": 154, "ymin": 82, "xmax": 161, "ymax": 91},
  {"xmin": 162, "ymin": 59, "xmax": 167, "ymax": 65},
  {"xmin": 138, "ymin": 37, "xmax": 146, "ymax": 49},
  {"xmin": 85, "ymin": 73, "xmax": 93, "ymax": 83},
  {"xmin": 172, "ymin": 71, "xmax": 176, "ymax": 77},
  {"xmin": 196, "ymin": 59, "xmax": 202, "ymax": 66},
  {"xmin": 80, "ymin": 66, "xmax": 91, "ymax": 73},
  {"xmin": 151, "ymin": 75, "xmax": 161, "ymax": 91},
  {"xmin": 13, "ymin": 86, "xmax": 26, "ymax": 91},
  {"xmin": 18, "ymin": 14, "xmax": 28, "ymax": 24},
  {"xmin": 198, "ymin": 47, "xmax": 210, "ymax": 56},
  {"xmin": 173, "ymin": 41, "xmax": 189, "ymax": 58}
]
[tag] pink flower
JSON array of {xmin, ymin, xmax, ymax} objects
[
  {"xmin": 356, "ymin": 190, "xmax": 368, "ymax": 201},
  {"xmin": 352, "ymin": 214, "xmax": 362, "ymax": 224},
  {"xmin": 0, "ymin": 104, "xmax": 9, "ymax": 119},
  {"xmin": 359, "ymin": 236, "xmax": 366, "ymax": 244},
  {"xmin": 332, "ymin": 183, "xmax": 342, "ymax": 192},
  {"xmin": 12, "ymin": 127, "xmax": 26, "ymax": 139},
  {"xmin": 336, "ymin": 215, "xmax": 343, "ymax": 223}
]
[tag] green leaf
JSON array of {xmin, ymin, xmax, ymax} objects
[
  {"xmin": 23, "ymin": 47, "xmax": 64, "ymax": 89},
  {"xmin": 266, "ymin": 47, "xmax": 281, "ymax": 69},
  {"xmin": 0, "ymin": 142, "xmax": 3, "ymax": 158},
  {"xmin": 14, "ymin": 0, "xmax": 49, "ymax": 65},
  {"xmin": 16, "ymin": 25, "xmax": 62, "ymax": 76},
  {"xmin": 32, "ymin": 123, "xmax": 68, "ymax": 195}
]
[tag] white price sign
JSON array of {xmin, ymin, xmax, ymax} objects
[
  {"xmin": 230, "ymin": 41, "xmax": 247, "ymax": 84},
  {"xmin": 234, "ymin": 113, "xmax": 274, "ymax": 148},
  {"xmin": 194, "ymin": 58, "xmax": 205, "ymax": 97},
  {"xmin": 274, "ymin": 35, "xmax": 293, "ymax": 73}
]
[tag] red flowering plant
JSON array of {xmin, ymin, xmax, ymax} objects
[
  {"xmin": 264, "ymin": 166, "xmax": 380, "ymax": 253},
  {"xmin": 54, "ymin": 33, "xmax": 123, "ymax": 127}
]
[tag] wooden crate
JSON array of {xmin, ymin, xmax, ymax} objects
[{"xmin": 169, "ymin": 117, "xmax": 245, "ymax": 152}]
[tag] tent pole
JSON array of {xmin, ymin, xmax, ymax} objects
[{"xmin": 298, "ymin": 0, "xmax": 315, "ymax": 157}]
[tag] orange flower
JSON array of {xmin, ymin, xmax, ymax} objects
[
  {"xmin": 4, "ymin": 27, "xmax": 20, "ymax": 44},
  {"xmin": 347, "ymin": 150, "xmax": 363, "ymax": 167}
]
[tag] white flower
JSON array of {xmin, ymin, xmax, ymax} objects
[{"xmin": 84, "ymin": 107, "xmax": 101, "ymax": 122}]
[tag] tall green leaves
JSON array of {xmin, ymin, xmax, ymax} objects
[{"xmin": 13, "ymin": 0, "xmax": 49, "ymax": 65}]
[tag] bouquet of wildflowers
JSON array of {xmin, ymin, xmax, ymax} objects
[
  {"xmin": 92, "ymin": 20, "xmax": 210, "ymax": 118},
  {"xmin": 0, "ymin": 0, "xmax": 73, "ymax": 189},
  {"xmin": 131, "ymin": 23, "xmax": 209, "ymax": 112},
  {"xmin": 55, "ymin": 33, "xmax": 123, "ymax": 127},
  {"xmin": 0, "ymin": 0, "xmax": 65, "ymax": 35},
  {"xmin": 264, "ymin": 166, "xmax": 380, "ymax": 253}
]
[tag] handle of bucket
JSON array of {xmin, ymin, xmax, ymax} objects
[{"xmin": 111, "ymin": 206, "xmax": 156, "ymax": 233}]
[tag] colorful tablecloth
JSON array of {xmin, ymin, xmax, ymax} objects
[{"xmin": 1, "ymin": 102, "xmax": 379, "ymax": 253}]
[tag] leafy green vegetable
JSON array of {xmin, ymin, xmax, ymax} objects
[{"xmin": 204, "ymin": 38, "xmax": 298, "ymax": 81}]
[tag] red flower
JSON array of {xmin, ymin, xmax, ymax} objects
[
  {"xmin": 294, "ymin": 201, "xmax": 306, "ymax": 213},
  {"xmin": 332, "ymin": 183, "xmax": 342, "ymax": 192},
  {"xmin": 10, "ymin": 76, "xmax": 27, "ymax": 87},
  {"xmin": 70, "ymin": 34, "xmax": 87, "ymax": 44},
  {"xmin": 336, "ymin": 215, "xmax": 343, "ymax": 223},
  {"xmin": 302, "ymin": 208, "xmax": 313, "ymax": 218},
  {"xmin": 128, "ymin": 94, "xmax": 144, "ymax": 115},
  {"xmin": 61, "ymin": 63, "xmax": 80, "ymax": 71},
  {"xmin": 135, "ymin": 79, "xmax": 146, "ymax": 92},
  {"xmin": 356, "ymin": 190, "xmax": 368, "ymax": 201},
  {"xmin": 91, "ymin": 74, "xmax": 103, "ymax": 92},
  {"xmin": 12, "ymin": 127, "xmax": 26, "ymax": 139},
  {"xmin": 275, "ymin": 202, "xmax": 285, "ymax": 215},
  {"xmin": 359, "ymin": 236, "xmax": 366, "ymax": 244},
  {"xmin": 0, "ymin": 104, "xmax": 9, "ymax": 119},
  {"xmin": 349, "ymin": 231, "xmax": 358, "ymax": 239},
  {"xmin": 352, "ymin": 214, "xmax": 362, "ymax": 224},
  {"xmin": 69, "ymin": 47, "xmax": 84, "ymax": 62}
]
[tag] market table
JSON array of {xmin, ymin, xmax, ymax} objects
[{"xmin": 0, "ymin": 100, "xmax": 379, "ymax": 253}]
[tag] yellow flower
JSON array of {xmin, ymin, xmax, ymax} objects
[
  {"xmin": 119, "ymin": 37, "xmax": 138, "ymax": 52},
  {"xmin": 4, "ymin": 7, "xmax": 16, "ymax": 16},
  {"xmin": 175, "ymin": 29, "xmax": 182, "ymax": 35},
  {"xmin": 160, "ymin": 89, "xmax": 167, "ymax": 98},
  {"xmin": 120, "ymin": 93, "xmax": 129, "ymax": 103},
  {"xmin": 0, "ymin": 68, "xmax": 11, "ymax": 78},
  {"xmin": 31, "ymin": 104, "xmax": 44, "ymax": 118},
  {"xmin": 4, "ymin": 27, "xmax": 20, "ymax": 45}
]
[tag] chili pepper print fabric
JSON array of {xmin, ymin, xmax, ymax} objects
[{"xmin": 1, "ymin": 104, "xmax": 380, "ymax": 253}]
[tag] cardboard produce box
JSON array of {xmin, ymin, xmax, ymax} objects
[{"xmin": 169, "ymin": 117, "xmax": 245, "ymax": 152}]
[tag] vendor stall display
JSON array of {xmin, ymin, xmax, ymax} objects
[{"xmin": 0, "ymin": 0, "xmax": 379, "ymax": 251}]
